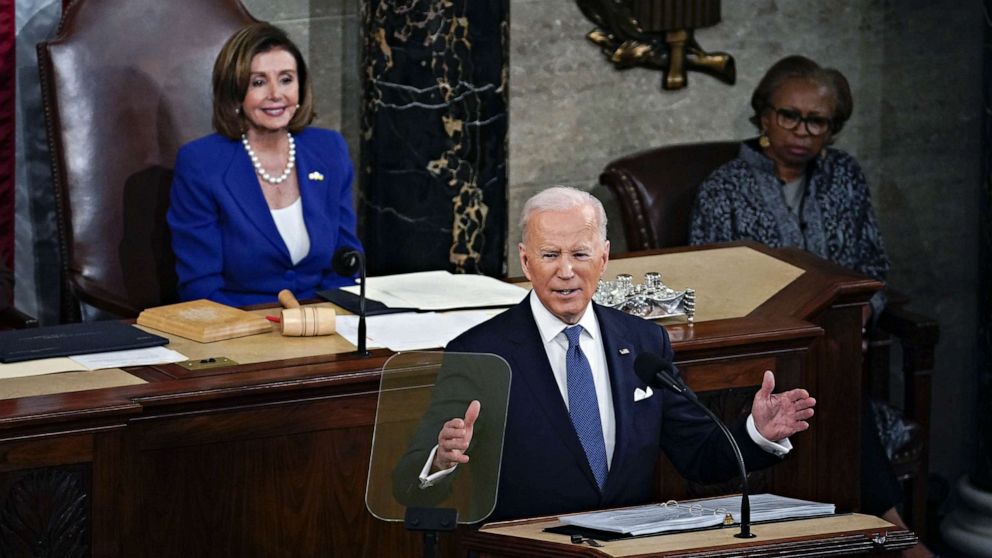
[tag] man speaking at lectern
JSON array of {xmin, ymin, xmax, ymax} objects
[{"xmin": 400, "ymin": 186, "xmax": 816, "ymax": 522}]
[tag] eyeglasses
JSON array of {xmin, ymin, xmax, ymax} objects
[{"xmin": 770, "ymin": 106, "xmax": 832, "ymax": 137}]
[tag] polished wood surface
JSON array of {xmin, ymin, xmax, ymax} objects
[
  {"xmin": 0, "ymin": 242, "xmax": 880, "ymax": 556},
  {"xmin": 462, "ymin": 512, "xmax": 916, "ymax": 557}
]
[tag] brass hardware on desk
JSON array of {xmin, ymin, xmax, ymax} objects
[
  {"xmin": 177, "ymin": 357, "xmax": 238, "ymax": 371},
  {"xmin": 576, "ymin": 0, "xmax": 735, "ymax": 90}
]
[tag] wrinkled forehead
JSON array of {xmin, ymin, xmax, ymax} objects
[
  {"xmin": 523, "ymin": 205, "xmax": 603, "ymax": 243},
  {"xmin": 525, "ymin": 208, "xmax": 605, "ymax": 250}
]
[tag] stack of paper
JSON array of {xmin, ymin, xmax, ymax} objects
[
  {"xmin": 558, "ymin": 493, "xmax": 835, "ymax": 536},
  {"xmin": 336, "ymin": 310, "xmax": 501, "ymax": 351},
  {"xmin": 341, "ymin": 271, "xmax": 529, "ymax": 311}
]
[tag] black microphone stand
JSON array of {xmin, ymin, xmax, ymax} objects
[
  {"xmin": 685, "ymin": 392, "xmax": 755, "ymax": 538},
  {"xmin": 655, "ymin": 371, "xmax": 756, "ymax": 539},
  {"xmin": 354, "ymin": 251, "xmax": 370, "ymax": 358},
  {"xmin": 332, "ymin": 248, "xmax": 371, "ymax": 358}
]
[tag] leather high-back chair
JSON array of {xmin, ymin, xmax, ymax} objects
[
  {"xmin": 600, "ymin": 141, "xmax": 739, "ymax": 251},
  {"xmin": 38, "ymin": 0, "xmax": 256, "ymax": 321},
  {"xmin": 601, "ymin": 141, "xmax": 939, "ymax": 538}
]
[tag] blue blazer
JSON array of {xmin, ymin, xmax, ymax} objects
[
  {"xmin": 168, "ymin": 128, "xmax": 362, "ymax": 306},
  {"xmin": 395, "ymin": 296, "xmax": 781, "ymax": 522}
]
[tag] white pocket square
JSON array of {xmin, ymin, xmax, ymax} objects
[{"xmin": 634, "ymin": 386, "xmax": 653, "ymax": 402}]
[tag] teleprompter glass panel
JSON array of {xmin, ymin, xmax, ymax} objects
[{"xmin": 366, "ymin": 351, "xmax": 511, "ymax": 524}]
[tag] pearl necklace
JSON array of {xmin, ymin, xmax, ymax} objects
[{"xmin": 241, "ymin": 133, "xmax": 296, "ymax": 185}]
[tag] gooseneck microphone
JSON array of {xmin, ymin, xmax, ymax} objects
[
  {"xmin": 634, "ymin": 352, "xmax": 756, "ymax": 539},
  {"xmin": 332, "ymin": 247, "xmax": 370, "ymax": 357}
]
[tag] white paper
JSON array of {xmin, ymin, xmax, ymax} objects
[
  {"xmin": 69, "ymin": 346, "xmax": 188, "ymax": 370},
  {"xmin": 559, "ymin": 493, "xmax": 835, "ymax": 536},
  {"xmin": 332, "ymin": 316, "xmax": 387, "ymax": 350},
  {"xmin": 336, "ymin": 310, "xmax": 502, "ymax": 351},
  {"xmin": 0, "ymin": 358, "xmax": 86, "ymax": 380},
  {"xmin": 559, "ymin": 502, "xmax": 724, "ymax": 535},
  {"xmin": 0, "ymin": 347, "xmax": 189, "ymax": 380},
  {"xmin": 342, "ymin": 271, "xmax": 528, "ymax": 311}
]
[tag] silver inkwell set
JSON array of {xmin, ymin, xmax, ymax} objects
[{"xmin": 593, "ymin": 272, "xmax": 695, "ymax": 322}]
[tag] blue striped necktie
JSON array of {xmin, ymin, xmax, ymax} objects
[{"xmin": 563, "ymin": 325, "xmax": 608, "ymax": 489}]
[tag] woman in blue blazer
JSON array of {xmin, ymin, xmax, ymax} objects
[{"xmin": 168, "ymin": 23, "xmax": 361, "ymax": 307}]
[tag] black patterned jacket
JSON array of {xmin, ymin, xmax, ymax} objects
[{"xmin": 689, "ymin": 139, "xmax": 889, "ymax": 314}]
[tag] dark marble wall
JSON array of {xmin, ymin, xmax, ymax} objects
[
  {"xmin": 359, "ymin": 0, "xmax": 509, "ymax": 276},
  {"xmin": 938, "ymin": 2, "xmax": 992, "ymax": 552},
  {"xmin": 977, "ymin": 0, "xmax": 992, "ymax": 493}
]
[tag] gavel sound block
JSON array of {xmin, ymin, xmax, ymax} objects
[{"xmin": 277, "ymin": 290, "xmax": 336, "ymax": 337}]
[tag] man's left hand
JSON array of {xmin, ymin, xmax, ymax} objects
[{"xmin": 751, "ymin": 371, "xmax": 816, "ymax": 441}]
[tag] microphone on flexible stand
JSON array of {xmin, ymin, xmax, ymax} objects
[
  {"xmin": 333, "ymin": 247, "xmax": 370, "ymax": 357},
  {"xmin": 634, "ymin": 352, "xmax": 756, "ymax": 539}
]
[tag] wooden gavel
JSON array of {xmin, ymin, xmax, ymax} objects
[{"xmin": 277, "ymin": 290, "xmax": 336, "ymax": 337}]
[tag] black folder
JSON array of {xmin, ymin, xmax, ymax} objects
[
  {"xmin": 0, "ymin": 321, "xmax": 169, "ymax": 363},
  {"xmin": 317, "ymin": 288, "xmax": 416, "ymax": 316}
]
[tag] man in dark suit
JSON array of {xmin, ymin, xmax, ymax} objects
[{"xmin": 398, "ymin": 186, "xmax": 816, "ymax": 522}]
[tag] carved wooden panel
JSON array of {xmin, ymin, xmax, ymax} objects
[{"xmin": 0, "ymin": 465, "xmax": 89, "ymax": 558}]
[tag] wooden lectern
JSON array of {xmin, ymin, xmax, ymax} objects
[{"xmin": 461, "ymin": 513, "xmax": 917, "ymax": 557}]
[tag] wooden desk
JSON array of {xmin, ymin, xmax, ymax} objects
[
  {"xmin": 0, "ymin": 243, "xmax": 880, "ymax": 557},
  {"xmin": 462, "ymin": 513, "xmax": 916, "ymax": 557}
]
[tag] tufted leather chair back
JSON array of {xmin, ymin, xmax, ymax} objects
[
  {"xmin": 600, "ymin": 141, "xmax": 739, "ymax": 251},
  {"xmin": 38, "ymin": 0, "xmax": 256, "ymax": 321}
]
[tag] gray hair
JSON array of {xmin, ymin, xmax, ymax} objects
[{"xmin": 519, "ymin": 186, "xmax": 608, "ymax": 243}]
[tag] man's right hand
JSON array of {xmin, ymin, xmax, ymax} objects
[{"xmin": 433, "ymin": 400, "xmax": 481, "ymax": 472}]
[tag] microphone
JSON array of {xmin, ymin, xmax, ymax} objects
[
  {"xmin": 332, "ymin": 248, "xmax": 362, "ymax": 277},
  {"xmin": 634, "ymin": 352, "xmax": 756, "ymax": 539},
  {"xmin": 333, "ymin": 248, "xmax": 370, "ymax": 357}
]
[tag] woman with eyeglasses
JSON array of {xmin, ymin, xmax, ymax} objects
[
  {"xmin": 690, "ymin": 55, "xmax": 887, "ymax": 317},
  {"xmin": 691, "ymin": 55, "xmax": 935, "ymax": 558}
]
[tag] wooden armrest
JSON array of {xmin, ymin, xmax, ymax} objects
[{"xmin": 0, "ymin": 306, "xmax": 39, "ymax": 329}]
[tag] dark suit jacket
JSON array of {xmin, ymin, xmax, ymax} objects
[
  {"xmin": 395, "ymin": 295, "xmax": 782, "ymax": 522},
  {"xmin": 167, "ymin": 128, "xmax": 362, "ymax": 306}
]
